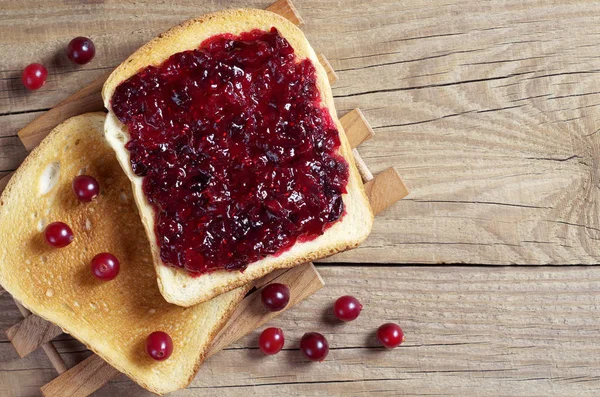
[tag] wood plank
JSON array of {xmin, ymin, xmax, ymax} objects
[
  {"xmin": 3, "ymin": 265, "xmax": 600, "ymax": 396},
  {"xmin": 39, "ymin": 263, "xmax": 324, "ymax": 397}
]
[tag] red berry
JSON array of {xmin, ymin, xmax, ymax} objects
[
  {"xmin": 300, "ymin": 332, "xmax": 329, "ymax": 362},
  {"xmin": 90, "ymin": 253, "xmax": 120, "ymax": 281},
  {"xmin": 67, "ymin": 36, "xmax": 96, "ymax": 65},
  {"xmin": 22, "ymin": 63, "xmax": 48, "ymax": 90},
  {"xmin": 334, "ymin": 295, "xmax": 362, "ymax": 322},
  {"xmin": 261, "ymin": 283, "xmax": 290, "ymax": 312},
  {"xmin": 146, "ymin": 331, "xmax": 173, "ymax": 361},
  {"xmin": 377, "ymin": 323, "xmax": 405, "ymax": 348},
  {"xmin": 44, "ymin": 222, "xmax": 74, "ymax": 248},
  {"xmin": 72, "ymin": 175, "xmax": 100, "ymax": 202},
  {"xmin": 259, "ymin": 327, "xmax": 284, "ymax": 355}
]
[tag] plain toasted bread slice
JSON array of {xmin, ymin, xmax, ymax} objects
[
  {"xmin": 102, "ymin": 8, "xmax": 374, "ymax": 307},
  {"xmin": 0, "ymin": 113, "xmax": 248, "ymax": 395}
]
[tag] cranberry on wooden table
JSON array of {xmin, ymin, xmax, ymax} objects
[
  {"xmin": 259, "ymin": 327, "xmax": 285, "ymax": 355},
  {"xmin": 300, "ymin": 332, "xmax": 329, "ymax": 362},
  {"xmin": 377, "ymin": 323, "xmax": 405, "ymax": 348},
  {"xmin": 22, "ymin": 63, "xmax": 47, "ymax": 90},
  {"xmin": 334, "ymin": 295, "xmax": 362, "ymax": 322},
  {"xmin": 90, "ymin": 253, "xmax": 120, "ymax": 281},
  {"xmin": 72, "ymin": 175, "xmax": 100, "ymax": 202},
  {"xmin": 146, "ymin": 331, "xmax": 173, "ymax": 361},
  {"xmin": 261, "ymin": 283, "xmax": 290, "ymax": 312},
  {"xmin": 67, "ymin": 36, "xmax": 96, "ymax": 65},
  {"xmin": 44, "ymin": 222, "xmax": 74, "ymax": 248}
]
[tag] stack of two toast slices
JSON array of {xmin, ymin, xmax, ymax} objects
[{"xmin": 0, "ymin": 9, "xmax": 373, "ymax": 394}]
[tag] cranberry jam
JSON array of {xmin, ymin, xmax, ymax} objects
[{"xmin": 111, "ymin": 28, "xmax": 349, "ymax": 274}]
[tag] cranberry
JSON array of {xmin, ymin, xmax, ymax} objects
[
  {"xmin": 146, "ymin": 331, "xmax": 173, "ymax": 361},
  {"xmin": 334, "ymin": 295, "xmax": 362, "ymax": 322},
  {"xmin": 44, "ymin": 222, "xmax": 74, "ymax": 248},
  {"xmin": 111, "ymin": 29, "xmax": 349, "ymax": 275},
  {"xmin": 72, "ymin": 175, "xmax": 100, "ymax": 202},
  {"xmin": 67, "ymin": 37, "xmax": 96, "ymax": 65},
  {"xmin": 90, "ymin": 253, "xmax": 120, "ymax": 281},
  {"xmin": 258, "ymin": 327, "xmax": 284, "ymax": 355},
  {"xmin": 261, "ymin": 283, "xmax": 290, "ymax": 312},
  {"xmin": 22, "ymin": 63, "xmax": 48, "ymax": 90},
  {"xmin": 377, "ymin": 323, "xmax": 405, "ymax": 348},
  {"xmin": 300, "ymin": 332, "xmax": 329, "ymax": 362}
]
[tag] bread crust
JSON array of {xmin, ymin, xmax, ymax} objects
[
  {"xmin": 0, "ymin": 113, "xmax": 248, "ymax": 394},
  {"xmin": 103, "ymin": 8, "xmax": 374, "ymax": 307}
]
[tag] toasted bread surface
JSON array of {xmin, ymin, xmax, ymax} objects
[
  {"xmin": 103, "ymin": 9, "xmax": 374, "ymax": 307},
  {"xmin": 0, "ymin": 113, "xmax": 247, "ymax": 394}
]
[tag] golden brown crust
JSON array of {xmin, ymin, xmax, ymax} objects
[
  {"xmin": 0, "ymin": 113, "xmax": 246, "ymax": 394},
  {"xmin": 102, "ymin": 8, "xmax": 374, "ymax": 307}
]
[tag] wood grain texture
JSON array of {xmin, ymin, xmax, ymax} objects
[
  {"xmin": 1, "ymin": 1, "xmax": 599, "ymax": 395},
  {"xmin": 3, "ymin": 265, "xmax": 600, "ymax": 396}
]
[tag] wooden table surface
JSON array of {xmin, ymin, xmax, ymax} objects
[{"xmin": 2, "ymin": 0, "xmax": 600, "ymax": 395}]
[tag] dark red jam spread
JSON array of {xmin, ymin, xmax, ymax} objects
[{"xmin": 111, "ymin": 28, "xmax": 349, "ymax": 274}]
